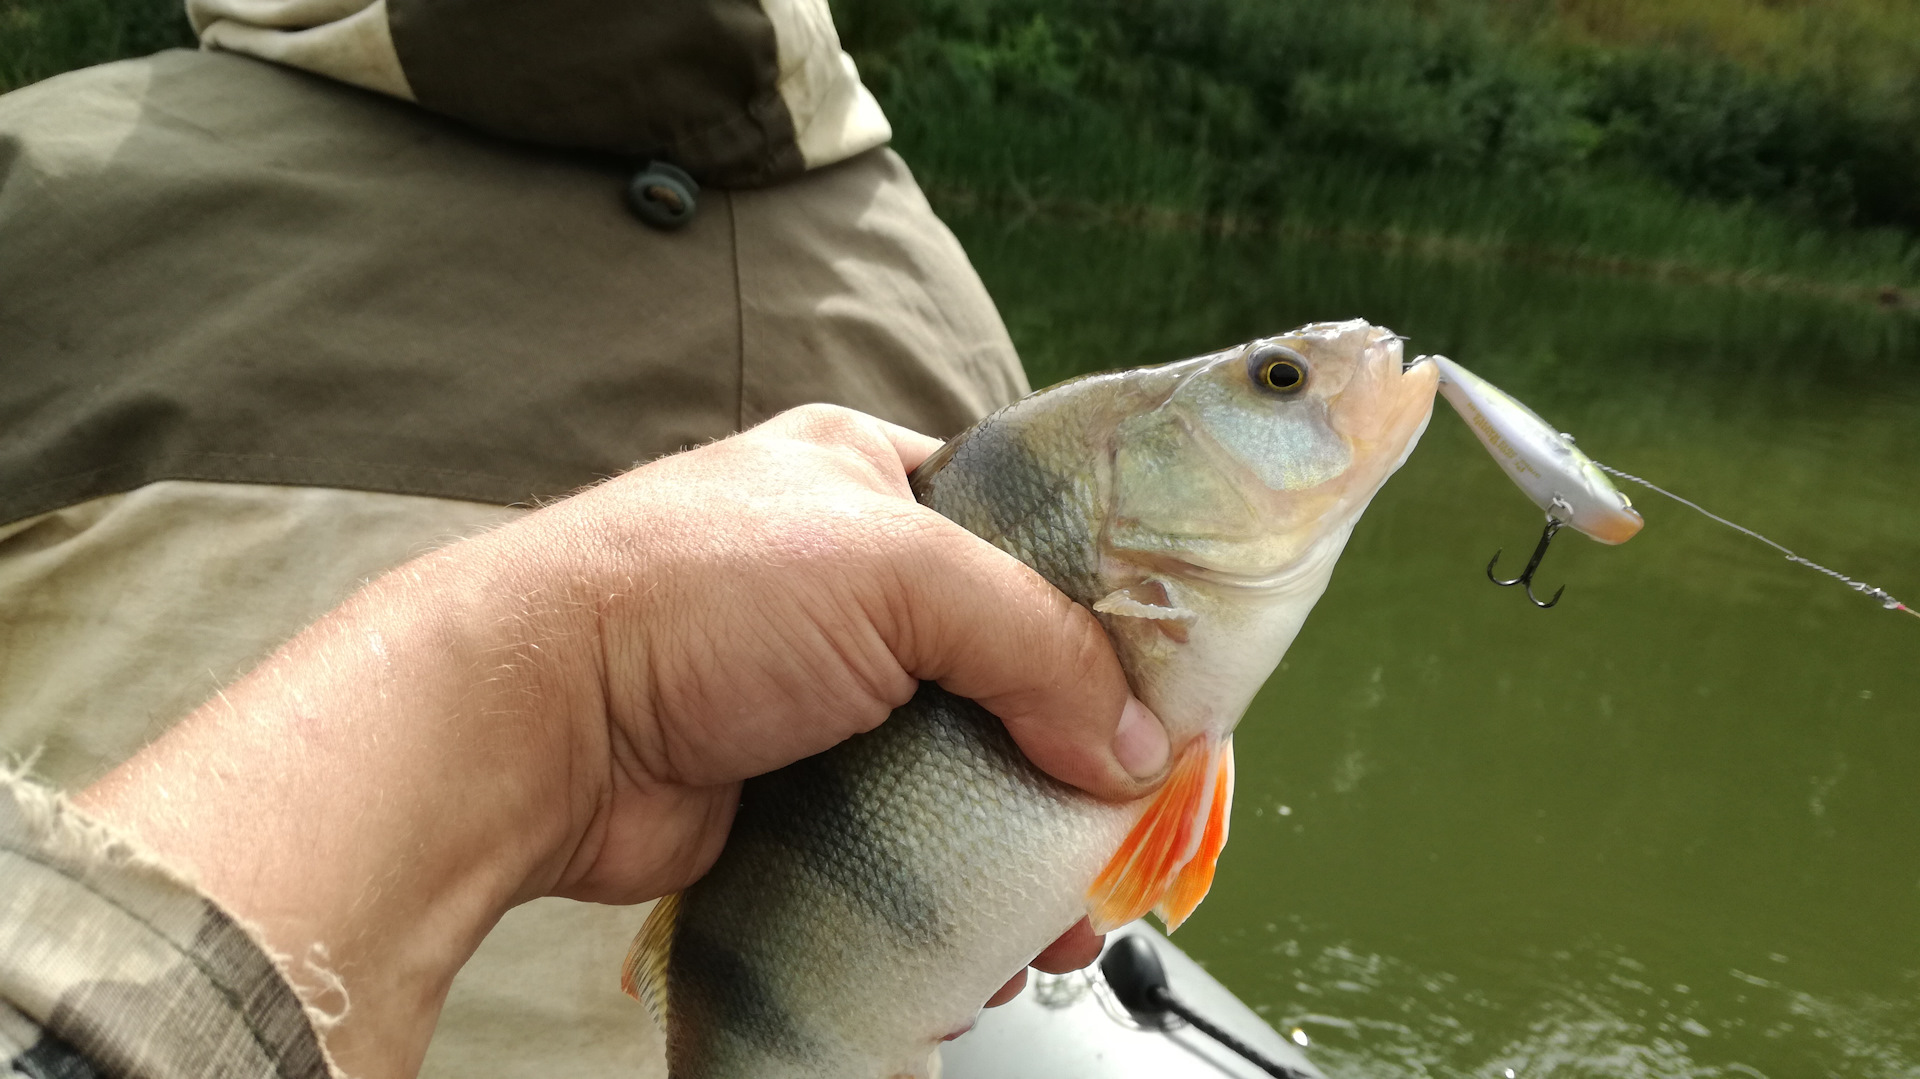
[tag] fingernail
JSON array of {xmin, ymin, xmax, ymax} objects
[{"xmin": 1112, "ymin": 696, "xmax": 1169, "ymax": 780}]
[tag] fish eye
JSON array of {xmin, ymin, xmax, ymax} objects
[{"xmin": 1248, "ymin": 345, "xmax": 1309, "ymax": 395}]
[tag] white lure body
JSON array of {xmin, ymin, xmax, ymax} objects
[{"xmin": 1427, "ymin": 356, "xmax": 1643, "ymax": 544}]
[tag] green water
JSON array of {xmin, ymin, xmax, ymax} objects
[{"xmin": 952, "ymin": 214, "xmax": 1920, "ymax": 1079}]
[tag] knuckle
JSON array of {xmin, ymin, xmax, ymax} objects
[
  {"xmin": 769, "ymin": 403, "xmax": 874, "ymax": 448},
  {"xmin": 760, "ymin": 405, "xmax": 908, "ymax": 490}
]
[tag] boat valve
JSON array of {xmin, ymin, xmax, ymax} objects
[{"xmin": 1100, "ymin": 935, "xmax": 1315, "ymax": 1079}]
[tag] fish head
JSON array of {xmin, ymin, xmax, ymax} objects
[{"xmin": 1098, "ymin": 319, "xmax": 1438, "ymax": 735}]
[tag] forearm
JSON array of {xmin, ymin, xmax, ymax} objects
[{"xmin": 75, "ymin": 543, "xmax": 593, "ymax": 1079}]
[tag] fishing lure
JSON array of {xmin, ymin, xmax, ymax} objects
[
  {"xmin": 1423, "ymin": 355, "xmax": 1917, "ymax": 618},
  {"xmin": 1423, "ymin": 356, "xmax": 1642, "ymax": 608}
]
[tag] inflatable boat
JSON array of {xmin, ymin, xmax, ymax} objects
[{"xmin": 942, "ymin": 921, "xmax": 1323, "ymax": 1078}]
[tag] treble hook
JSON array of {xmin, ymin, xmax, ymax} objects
[{"xmin": 1487, "ymin": 518, "xmax": 1566, "ymax": 609}]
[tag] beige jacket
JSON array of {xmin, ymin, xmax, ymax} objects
[{"xmin": 0, "ymin": 4, "xmax": 1027, "ymax": 1075}]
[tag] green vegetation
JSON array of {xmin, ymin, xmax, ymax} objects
[
  {"xmin": 836, "ymin": 0, "xmax": 1920, "ymax": 295},
  {"xmin": 4, "ymin": 0, "xmax": 1916, "ymax": 295},
  {"xmin": 0, "ymin": 0, "xmax": 189, "ymax": 93}
]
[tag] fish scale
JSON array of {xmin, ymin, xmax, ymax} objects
[{"xmin": 663, "ymin": 685, "xmax": 1119, "ymax": 1078}]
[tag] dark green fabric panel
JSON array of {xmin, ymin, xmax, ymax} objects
[
  {"xmin": 387, "ymin": 0, "xmax": 803, "ymax": 186},
  {"xmin": 0, "ymin": 51, "xmax": 1022, "ymax": 527}
]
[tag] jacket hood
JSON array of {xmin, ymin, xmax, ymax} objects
[{"xmin": 184, "ymin": 0, "xmax": 890, "ymax": 186}]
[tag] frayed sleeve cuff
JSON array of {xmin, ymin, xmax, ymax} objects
[{"xmin": 0, "ymin": 772, "xmax": 333, "ymax": 1079}]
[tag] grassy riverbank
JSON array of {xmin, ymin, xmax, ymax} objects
[
  {"xmin": 6, "ymin": 0, "xmax": 1918, "ymax": 295},
  {"xmin": 840, "ymin": 0, "xmax": 1920, "ymax": 295}
]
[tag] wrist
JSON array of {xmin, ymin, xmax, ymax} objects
[
  {"xmin": 448, "ymin": 526, "xmax": 634, "ymax": 900},
  {"xmin": 73, "ymin": 536, "xmax": 606, "ymax": 1078}
]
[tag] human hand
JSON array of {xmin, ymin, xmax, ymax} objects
[
  {"xmin": 76, "ymin": 405, "xmax": 1169, "ymax": 1079},
  {"xmin": 508, "ymin": 404, "xmax": 1170, "ymax": 903}
]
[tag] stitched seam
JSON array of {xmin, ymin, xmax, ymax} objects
[{"xmin": 730, "ymin": 188, "xmax": 747, "ymax": 433}]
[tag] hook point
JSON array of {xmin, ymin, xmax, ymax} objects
[
  {"xmin": 1485, "ymin": 519, "xmax": 1566, "ymax": 609},
  {"xmin": 1486, "ymin": 549, "xmax": 1513, "ymax": 584}
]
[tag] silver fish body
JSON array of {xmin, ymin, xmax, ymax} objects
[
  {"xmin": 628, "ymin": 321, "xmax": 1439, "ymax": 1078},
  {"xmin": 655, "ymin": 685, "xmax": 1131, "ymax": 1078}
]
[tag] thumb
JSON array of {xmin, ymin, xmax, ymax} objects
[{"xmin": 874, "ymin": 515, "xmax": 1171, "ymax": 803}]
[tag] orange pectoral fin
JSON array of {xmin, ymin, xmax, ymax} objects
[
  {"xmin": 1085, "ymin": 736, "xmax": 1235, "ymax": 934},
  {"xmin": 621, "ymin": 892, "xmax": 679, "ymax": 1033}
]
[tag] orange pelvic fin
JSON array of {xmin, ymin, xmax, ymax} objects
[{"xmin": 1085, "ymin": 735, "xmax": 1235, "ymax": 934}]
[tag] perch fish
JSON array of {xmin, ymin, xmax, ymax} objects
[{"xmin": 624, "ymin": 320, "xmax": 1440, "ymax": 1078}]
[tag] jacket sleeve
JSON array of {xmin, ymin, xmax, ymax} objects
[{"xmin": 0, "ymin": 774, "xmax": 334, "ymax": 1079}]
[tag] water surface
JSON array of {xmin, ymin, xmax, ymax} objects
[{"xmin": 951, "ymin": 214, "xmax": 1920, "ymax": 1079}]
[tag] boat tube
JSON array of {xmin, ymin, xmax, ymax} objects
[{"xmin": 942, "ymin": 921, "xmax": 1323, "ymax": 1078}]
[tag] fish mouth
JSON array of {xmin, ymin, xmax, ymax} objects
[
  {"xmin": 1262, "ymin": 320, "xmax": 1439, "ymax": 451},
  {"xmin": 1337, "ymin": 327, "xmax": 1440, "ymax": 468}
]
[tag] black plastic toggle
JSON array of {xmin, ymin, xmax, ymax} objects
[{"xmin": 627, "ymin": 161, "xmax": 699, "ymax": 230}]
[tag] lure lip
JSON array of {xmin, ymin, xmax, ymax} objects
[
  {"xmin": 1421, "ymin": 355, "xmax": 1644, "ymax": 545},
  {"xmin": 1580, "ymin": 496, "xmax": 1645, "ymax": 545}
]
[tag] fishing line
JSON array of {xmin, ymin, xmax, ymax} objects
[{"xmin": 1592, "ymin": 461, "xmax": 1920, "ymax": 619}]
